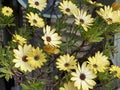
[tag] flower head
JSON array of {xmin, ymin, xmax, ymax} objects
[
  {"xmin": 96, "ymin": 5, "xmax": 120, "ymax": 24},
  {"xmin": 59, "ymin": 81, "xmax": 78, "ymax": 90},
  {"xmin": 74, "ymin": 8, "xmax": 94, "ymax": 31},
  {"xmin": 28, "ymin": 0, "xmax": 47, "ymax": 11},
  {"xmin": 12, "ymin": 34, "xmax": 27, "ymax": 45},
  {"xmin": 88, "ymin": 51, "xmax": 110, "ymax": 73},
  {"xmin": 59, "ymin": 0, "xmax": 78, "ymax": 16},
  {"xmin": 110, "ymin": 65, "xmax": 120, "ymax": 78},
  {"xmin": 2, "ymin": 6, "xmax": 13, "ymax": 16},
  {"xmin": 43, "ymin": 44, "xmax": 60, "ymax": 54},
  {"xmin": 71, "ymin": 62, "xmax": 96, "ymax": 90},
  {"xmin": 42, "ymin": 25, "xmax": 62, "ymax": 47},
  {"xmin": 56, "ymin": 54, "xmax": 77, "ymax": 72},
  {"xmin": 112, "ymin": 1, "xmax": 120, "ymax": 11},
  {"xmin": 27, "ymin": 47, "xmax": 47, "ymax": 69},
  {"xmin": 13, "ymin": 44, "xmax": 33, "ymax": 72},
  {"xmin": 26, "ymin": 12, "xmax": 44, "ymax": 28}
]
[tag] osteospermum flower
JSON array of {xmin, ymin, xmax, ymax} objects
[
  {"xmin": 27, "ymin": 47, "xmax": 47, "ymax": 69},
  {"xmin": 2, "ymin": 6, "xmax": 13, "ymax": 16},
  {"xmin": 71, "ymin": 62, "xmax": 96, "ymax": 90},
  {"xmin": 42, "ymin": 25, "xmax": 62, "ymax": 47},
  {"xmin": 13, "ymin": 44, "xmax": 33, "ymax": 72},
  {"xmin": 28, "ymin": 0, "xmax": 47, "ymax": 11},
  {"xmin": 59, "ymin": 81, "xmax": 78, "ymax": 90},
  {"xmin": 26, "ymin": 12, "xmax": 44, "ymax": 28},
  {"xmin": 110, "ymin": 65, "xmax": 120, "ymax": 78},
  {"xmin": 12, "ymin": 34, "xmax": 27, "ymax": 45},
  {"xmin": 87, "ymin": 0, "xmax": 103, "ymax": 7},
  {"xmin": 96, "ymin": 5, "xmax": 120, "ymax": 24},
  {"xmin": 88, "ymin": 51, "xmax": 110, "ymax": 73},
  {"xmin": 43, "ymin": 44, "xmax": 60, "ymax": 54},
  {"xmin": 59, "ymin": 0, "xmax": 78, "ymax": 16},
  {"xmin": 74, "ymin": 8, "xmax": 94, "ymax": 31},
  {"xmin": 56, "ymin": 54, "xmax": 77, "ymax": 72}
]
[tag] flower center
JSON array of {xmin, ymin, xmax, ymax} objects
[
  {"xmin": 35, "ymin": 1, "xmax": 39, "ymax": 6},
  {"xmin": 22, "ymin": 55, "xmax": 28, "ymax": 62},
  {"xmin": 80, "ymin": 19, "xmax": 84, "ymax": 24},
  {"xmin": 34, "ymin": 55, "xmax": 39, "ymax": 61},
  {"xmin": 65, "ymin": 8, "xmax": 70, "ymax": 12},
  {"xmin": 106, "ymin": 18, "xmax": 112, "ymax": 22},
  {"xmin": 6, "ymin": 10, "xmax": 9, "ymax": 13},
  {"xmin": 46, "ymin": 36, "xmax": 51, "ymax": 42},
  {"xmin": 64, "ymin": 63, "xmax": 70, "ymax": 67},
  {"xmin": 33, "ymin": 19, "xmax": 37, "ymax": 23},
  {"xmin": 80, "ymin": 73, "xmax": 86, "ymax": 80},
  {"xmin": 93, "ymin": 64, "xmax": 98, "ymax": 68}
]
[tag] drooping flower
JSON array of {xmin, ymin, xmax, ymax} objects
[
  {"xmin": 13, "ymin": 44, "xmax": 33, "ymax": 72},
  {"xmin": 56, "ymin": 54, "xmax": 77, "ymax": 72},
  {"xmin": 87, "ymin": 0, "xmax": 103, "ymax": 7},
  {"xmin": 2, "ymin": 6, "xmax": 13, "ymax": 16},
  {"xmin": 112, "ymin": 1, "xmax": 120, "ymax": 11},
  {"xmin": 28, "ymin": 0, "xmax": 47, "ymax": 11},
  {"xmin": 59, "ymin": 81, "xmax": 78, "ymax": 90},
  {"xmin": 110, "ymin": 65, "xmax": 120, "ymax": 78},
  {"xmin": 88, "ymin": 51, "xmax": 110, "ymax": 73},
  {"xmin": 12, "ymin": 34, "xmax": 27, "ymax": 45},
  {"xmin": 43, "ymin": 44, "xmax": 60, "ymax": 54},
  {"xmin": 71, "ymin": 62, "xmax": 96, "ymax": 90},
  {"xmin": 26, "ymin": 12, "xmax": 44, "ymax": 28},
  {"xmin": 42, "ymin": 25, "xmax": 62, "ymax": 47},
  {"xmin": 27, "ymin": 47, "xmax": 47, "ymax": 69},
  {"xmin": 96, "ymin": 5, "xmax": 120, "ymax": 24},
  {"xmin": 59, "ymin": 0, "xmax": 78, "ymax": 16},
  {"xmin": 74, "ymin": 8, "xmax": 94, "ymax": 31}
]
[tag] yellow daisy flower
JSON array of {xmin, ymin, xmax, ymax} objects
[
  {"xmin": 110, "ymin": 65, "xmax": 120, "ymax": 78},
  {"xmin": 42, "ymin": 25, "xmax": 62, "ymax": 47},
  {"xmin": 88, "ymin": 51, "xmax": 110, "ymax": 73},
  {"xmin": 26, "ymin": 12, "xmax": 44, "ymax": 28},
  {"xmin": 28, "ymin": 0, "xmax": 47, "ymax": 11},
  {"xmin": 59, "ymin": 0, "xmax": 78, "ymax": 16},
  {"xmin": 74, "ymin": 8, "xmax": 94, "ymax": 31},
  {"xmin": 12, "ymin": 34, "xmax": 27, "ymax": 45},
  {"xmin": 13, "ymin": 44, "xmax": 33, "ymax": 72},
  {"xmin": 56, "ymin": 54, "xmax": 77, "ymax": 72},
  {"xmin": 71, "ymin": 62, "xmax": 96, "ymax": 90},
  {"xmin": 27, "ymin": 47, "xmax": 47, "ymax": 69},
  {"xmin": 59, "ymin": 81, "xmax": 78, "ymax": 90},
  {"xmin": 43, "ymin": 44, "xmax": 60, "ymax": 54},
  {"xmin": 2, "ymin": 6, "xmax": 13, "ymax": 16},
  {"xmin": 96, "ymin": 5, "xmax": 120, "ymax": 24},
  {"xmin": 87, "ymin": 0, "xmax": 103, "ymax": 7}
]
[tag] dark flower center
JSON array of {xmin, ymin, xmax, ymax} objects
[
  {"xmin": 106, "ymin": 18, "xmax": 112, "ymax": 22},
  {"xmin": 33, "ymin": 19, "xmax": 37, "ymax": 23},
  {"xmin": 80, "ymin": 73, "xmax": 86, "ymax": 80},
  {"xmin": 80, "ymin": 19, "xmax": 84, "ymax": 24},
  {"xmin": 46, "ymin": 36, "xmax": 51, "ymax": 42},
  {"xmin": 34, "ymin": 55, "xmax": 40, "ymax": 61},
  {"xmin": 6, "ymin": 10, "xmax": 9, "ymax": 13},
  {"xmin": 65, "ymin": 8, "xmax": 70, "ymax": 12},
  {"xmin": 64, "ymin": 63, "xmax": 70, "ymax": 67},
  {"xmin": 93, "ymin": 64, "xmax": 98, "ymax": 68},
  {"xmin": 22, "ymin": 55, "xmax": 28, "ymax": 62},
  {"xmin": 35, "ymin": 1, "xmax": 39, "ymax": 6}
]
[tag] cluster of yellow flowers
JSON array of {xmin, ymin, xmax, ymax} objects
[{"xmin": 1, "ymin": 0, "xmax": 120, "ymax": 90}]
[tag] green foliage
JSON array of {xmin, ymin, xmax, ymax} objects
[
  {"xmin": 0, "ymin": 45, "xmax": 15, "ymax": 81},
  {"xmin": 21, "ymin": 79, "xmax": 45, "ymax": 90}
]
